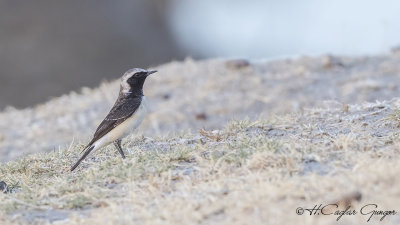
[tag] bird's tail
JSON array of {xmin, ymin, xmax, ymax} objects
[{"xmin": 70, "ymin": 145, "xmax": 95, "ymax": 171}]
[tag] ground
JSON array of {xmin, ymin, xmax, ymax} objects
[
  {"xmin": 2, "ymin": 50, "xmax": 400, "ymax": 162},
  {"xmin": 1, "ymin": 52, "xmax": 400, "ymax": 224}
]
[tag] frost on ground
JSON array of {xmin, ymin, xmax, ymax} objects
[
  {"xmin": 2, "ymin": 51, "xmax": 400, "ymax": 161},
  {"xmin": 2, "ymin": 52, "xmax": 400, "ymax": 224},
  {"xmin": 1, "ymin": 99, "xmax": 400, "ymax": 224}
]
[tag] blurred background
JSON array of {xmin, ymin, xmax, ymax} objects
[{"xmin": 1, "ymin": 0, "xmax": 400, "ymax": 109}]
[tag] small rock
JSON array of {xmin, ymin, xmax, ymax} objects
[
  {"xmin": 0, "ymin": 181, "xmax": 8, "ymax": 193},
  {"xmin": 225, "ymin": 59, "xmax": 250, "ymax": 70},
  {"xmin": 322, "ymin": 55, "xmax": 344, "ymax": 69},
  {"xmin": 195, "ymin": 113, "xmax": 207, "ymax": 121},
  {"xmin": 162, "ymin": 94, "xmax": 171, "ymax": 100}
]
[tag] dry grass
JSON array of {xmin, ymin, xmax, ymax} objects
[
  {"xmin": 2, "ymin": 54, "xmax": 400, "ymax": 224},
  {"xmin": 1, "ymin": 98, "xmax": 400, "ymax": 224},
  {"xmin": 3, "ymin": 53, "xmax": 400, "ymax": 162}
]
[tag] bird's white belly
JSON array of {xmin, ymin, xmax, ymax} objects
[{"xmin": 92, "ymin": 97, "xmax": 148, "ymax": 150}]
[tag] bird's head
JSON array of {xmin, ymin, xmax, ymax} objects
[{"xmin": 120, "ymin": 68, "xmax": 157, "ymax": 95}]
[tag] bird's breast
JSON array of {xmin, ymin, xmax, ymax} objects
[
  {"xmin": 118, "ymin": 96, "xmax": 148, "ymax": 135},
  {"xmin": 126, "ymin": 96, "xmax": 148, "ymax": 131}
]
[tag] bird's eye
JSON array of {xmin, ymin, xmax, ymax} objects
[{"xmin": 134, "ymin": 72, "xmax": 146, "ymax": 77}]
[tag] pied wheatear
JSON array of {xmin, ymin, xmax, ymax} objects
[{"xmin": 71, "ymin": 68, "xmax": 156, "ymax": 171}]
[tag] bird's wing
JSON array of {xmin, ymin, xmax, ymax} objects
[
  {"xmin": 71, "ymin": 95, "xmax": 142, "ymax": 171},
  {"xmin": 88, "ymin": 95, "xmax": 143, "ymax": 146}
]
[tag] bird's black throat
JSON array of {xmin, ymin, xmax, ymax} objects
[{"xmin": 126, "ymin": 75, "xmax": 147, "ymax": 96}]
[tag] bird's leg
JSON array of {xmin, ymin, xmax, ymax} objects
[{"xmin": 113, "ymin": 139, "xmax": 126, "ymax": 159}]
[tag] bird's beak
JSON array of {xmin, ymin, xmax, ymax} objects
[{"xmin": 147, "ymin": 70, "xmax": 157, "ymax": 76}]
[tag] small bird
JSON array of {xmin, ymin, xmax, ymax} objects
[{"xmin": 70, "ymin": 68, "xmax": 156, "ymax": 171}]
